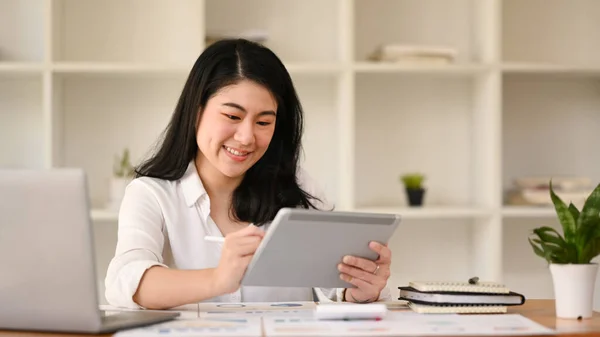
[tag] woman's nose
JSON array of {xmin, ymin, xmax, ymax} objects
[{"xmin": 234, "ymin": 120, "xmax": 255, "ymax": 145}]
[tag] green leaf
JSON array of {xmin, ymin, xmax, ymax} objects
[
  {"xmin": 568, "ymin": 202, "xmax": 580, "ymax": 226},
  {"xmin": 532, "ymin": 227, "xmax": 567, "ymax": 248},
  {"xmin": 579, "ymin": 237, "xmax": 600, "ymax": 264},
  {"xmin": 593, "ymin": 237, "xmax": 600, "ymax": 261},
  {"xmin": 530, "ymin": 236, "xmax": 568, "ymax": 263},
  {"xmin": 565, "ymin": 242, "xmax": 579, "ymax": 263},
  {"xmin": 528, "ymin": 238, "xmax": 550, "ymax": 263},
  {"xmin": 577, "ymin": 223, "xmax": 600, "ymax": 264},
  {"xmin": 549, "ymin": 180, "xmax": 577, "ymax": 244},
  {"xmin": 577, "ymin": 183, "xmax": 600, "ymax": 244},
  {"xmin": 529, "ymin": 182, "xmax": 600, "ymax": 264},
  {"xmin": 529, "ymin": 238, "xmax": 547, "ymax": 261}
]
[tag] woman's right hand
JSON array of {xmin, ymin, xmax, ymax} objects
[{"xmin": 213, "ymin": 225, "xmax": 265, "ymax": 294}]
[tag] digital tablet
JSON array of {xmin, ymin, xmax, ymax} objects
[{"xmin": 241, "ymin": 208, "xmax": 401, "ymax": 288}]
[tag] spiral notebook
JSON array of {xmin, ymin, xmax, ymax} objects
[
  {"xmin": 409, "ymin": 280, "xmax": 511, "ymax": 294},
  {"xmin": 400, "ymin": 280, "xmax": 523, "ymax": 314},
  {"xmin": 399, "ymin": 287, "xmax": 525, "ymax": 306},
  {"xmin": 408, "ymin": 302, "xmax": 508, "ymax": 314}
]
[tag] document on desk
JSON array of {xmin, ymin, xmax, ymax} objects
[
  {"xmin": 263, "ymin": 312, "xmax": 556, "ymax": 336},
  {"xmin": 198, "ymin": 301, "xmax": 316, "ymax": 317},
  {"xmin": 114, "ymin": 317, "xmax": 262, "ymax": 337}
]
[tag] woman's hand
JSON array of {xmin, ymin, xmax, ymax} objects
[
  {"xmin": 213, "ymin": 225, "xmax": 265, "ymax": 295},
  {"xmin": 338, "ymin": 241, "xmax": 392, "ymax": 303}
]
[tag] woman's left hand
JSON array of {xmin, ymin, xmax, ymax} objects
[{"xmin": 338, "ymin": 241, "xmax": 392, "ymax": 303}]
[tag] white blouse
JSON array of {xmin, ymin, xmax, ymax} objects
[{"xmin": 104, "ymin": 161, "xmax": 390, "ymax": 309}]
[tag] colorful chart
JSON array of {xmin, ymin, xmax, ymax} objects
[
  {"xmin": 199, "ymin": 301, "xmax": 316, "ymax": 313},
  {"xmin": 114, "ymin": 317, "xmax": 262, "ymax": 337}
]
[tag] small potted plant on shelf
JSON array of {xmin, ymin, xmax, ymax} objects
[
  {"xmin": 528, "ymin": 180, "xmax": 600, "ymax": 319},
  {"xmin": 108, "ymin": 148, "xmax": 135, "ymax": 211},
  {"xmin": 400, "ymin": 173, "xmax": 426, "ymax": 207}
]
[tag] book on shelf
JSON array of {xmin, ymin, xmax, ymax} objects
[
  {"xmin": 367, "ymin": 44, "xmax": 458, "ymax": 64},
  {"xmin": 398, "ymin": 280, "xmax": 526, "ymax": 314},
  {"xmin": 505, "ymin": 175, "xmax": 594, "ymax": 208}
]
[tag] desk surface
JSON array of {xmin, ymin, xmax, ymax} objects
[{"xmin": 1, "ymin": 300, "xmax": 599, "ymax": 337}]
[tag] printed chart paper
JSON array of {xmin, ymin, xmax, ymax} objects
[
  {"xmin": 114, "ymin": 317, "xmax": 262, "ymax": 337},
  {"xmin": 199, "ymin": 301, "xmax": 316, "ymax": 317},
  {"xmin": 263, "ymin": 312, "xmax": 556, "ymax": 336}
]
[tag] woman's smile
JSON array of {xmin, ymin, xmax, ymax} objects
[{"xmin": 223, "ymin": 145, "xmax": 252, "ymax": 162}]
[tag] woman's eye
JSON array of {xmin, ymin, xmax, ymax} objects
[
  {"xmin": 257, "ymin": 121, "xmax": 271, "ymax": 126},
  {"xmin": 224, "ymin": 114, "xmax": 241, "ymax": 120}
]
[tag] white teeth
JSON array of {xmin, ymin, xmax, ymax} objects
[{"xmin": 225, "ymin": 146, "xmax": 248, "ymax": 156}]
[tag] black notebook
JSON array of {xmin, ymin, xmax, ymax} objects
[{"xmin": 399, "ymin": 286, "xmax": 526, "ymax": 306}]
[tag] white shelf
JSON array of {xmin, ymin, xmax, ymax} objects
[
  {"xmin": 91, "ymin": 206, "xmax": 558, "ymax": 221},
  {"xmin": 51, "ymin": 62, "xmax": 341, "ymax": 76},
  {"xmin": 284, "ymin": 63, "xmax": 341, "ymax": 75},
  {"xmin": 206, "ymin": 0, "xmax": 339, "ymax": 64},
  {"xmin": 502, "ymin": 62, "xmax": 600, "ymax": 76},
  {"xmin": 353, "ymin": 62, "xmax": 488, "ymax": 75},
  {"xmin": 0, "ymin": 76, "xmax": 44, "ymax": 168},
  {"xmin": 354, "ymin": 206, "xmax": 491, "ymax": 219},
  {"xmin": 53, "ymin": 0, "xmax": 204, "ymax": 64},
  {"xmin": 91, "ymin": 209, "xmax": 119, "ymax": 222},
  {"xmin": 501, "ymin": 206, "xmax": 555, "ymax": 218},
  {"xmin": 0, "ymin": 0, "xmax": 45, "ymax": 62},
  {"xmin": 354, "ymin": 0, "xmax": 476, "ymax": 64},
  {"xmin": 0, "ymin": 62, "xmax": 44, "ymax": 74},
  {"xmin": 91, "ymin": 206, "xmax": 492, "ymax": 223},
  {"xmin": 502, "ymin": 0, "xmax": 600, "ymax": 67},
  {"xmin": 4, "ymin": 0, "xmax": 600, "ymax": 309},
  {"xmin": 52, "ymin": 62, "xmax": 192, "ymax": 75}
]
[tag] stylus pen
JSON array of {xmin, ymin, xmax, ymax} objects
[{"xmin": 204, "ymin": 236, "xmax": 225, "ymax": 243}]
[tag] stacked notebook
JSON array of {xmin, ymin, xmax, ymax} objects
[{"xmin": 398, "ymin": 280, "xmax": 526, "ymax": 314}]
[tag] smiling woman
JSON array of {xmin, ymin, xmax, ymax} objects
[
  {"xmin": 196, "ymin": 81, "xmax": 277, "ymax": 178},
  {"xmin": 103, "ymin": 39, "xmax": 393, "ymax": 310}
]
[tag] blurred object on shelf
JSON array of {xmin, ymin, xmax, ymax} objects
[
  {"xmin": 514, "ymin": 176, "xmax": 592, "ymax": 191},
  {"xmin": 205, "ymin": 29, "xmax": 269, "ymax": 47},
  {"xmin": 107, "ymin": 148, "xmax": 135, "ymax": 211},
  {"xmin": 367, "ymin": 44, "xmax": 457, "ymax": 64},
  {"xmin": 399, "ymin": 172, "xmax": 426, "ymax": 207},
  {"xmin": 505, "ymin": 176, "xmax": 594, "ymax": 209}
]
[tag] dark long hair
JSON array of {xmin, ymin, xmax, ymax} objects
[{"xmin": 135, "ymin": 39, "xmax": 321, "ymax": 225}]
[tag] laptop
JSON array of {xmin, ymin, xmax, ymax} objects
[{"xmin": 0, "ymin": 169, "xmax": 179, "ymax": 334}]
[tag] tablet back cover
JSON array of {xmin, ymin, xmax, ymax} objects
[{"xmin": 242, "ymin": 208, "xmax": 400, "ymax": 288}]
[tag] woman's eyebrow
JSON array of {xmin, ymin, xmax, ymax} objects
[{"xmin": 222, "ymin": 102, "xmax": 276, "ymax": 116}]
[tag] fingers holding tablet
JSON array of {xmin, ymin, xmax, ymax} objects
[
  {"xmin": 369, "ymin": 241, "xmax": 392, "ymax": 265},
  {"xmin": 339, "ymin": 241, "xmax": 393, "ymax": 303}
]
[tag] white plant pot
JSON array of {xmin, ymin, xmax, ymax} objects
[
  {"xmin": 107, "ymin": 177, "xmax": 131, "ymax": 211},
  {"xmin": 549, "ymin": 263, "xmax": 598, "ymax": 319}
]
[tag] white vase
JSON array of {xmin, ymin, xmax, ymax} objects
[
  {"xmin": 549, "ymin": 263, "xmax": 598, "ymax": 319},
  {"xmin": 107, "ymin": 177, "xmax": 131, "ymax": 210}
]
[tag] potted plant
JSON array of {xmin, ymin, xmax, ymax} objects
[
  {"xmin": 400, "ymin": 173, "xmax": 426, "ymax": 207},
  {"xmin": 528, "ymin": 180, "xmax": 600, "ymax": 319},
  {"xmin": 107, "ymin": 148, "xmax": 135, "ymax": 211}
]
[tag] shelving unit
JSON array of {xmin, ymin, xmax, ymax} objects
[{"xmin": 2, "ymin": 0, "xmax": 600, "ymax": 307}]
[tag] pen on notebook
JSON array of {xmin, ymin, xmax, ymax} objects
[{"xmin": 204, "ymin": 236, "xmax": 225, "ymax": 243}]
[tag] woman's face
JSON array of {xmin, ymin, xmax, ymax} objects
[{"xmin": 196, "ymin": 79, "xmax": 278, "ymax": 180}]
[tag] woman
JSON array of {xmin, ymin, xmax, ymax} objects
[{"xmin": 105, "ymin": 39, "xmax": 392, "ymax": 310}]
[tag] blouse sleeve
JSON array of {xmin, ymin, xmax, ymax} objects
[{"xmin": 104, "ymin": 178, "xmax": 169, "ymax": 309}]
